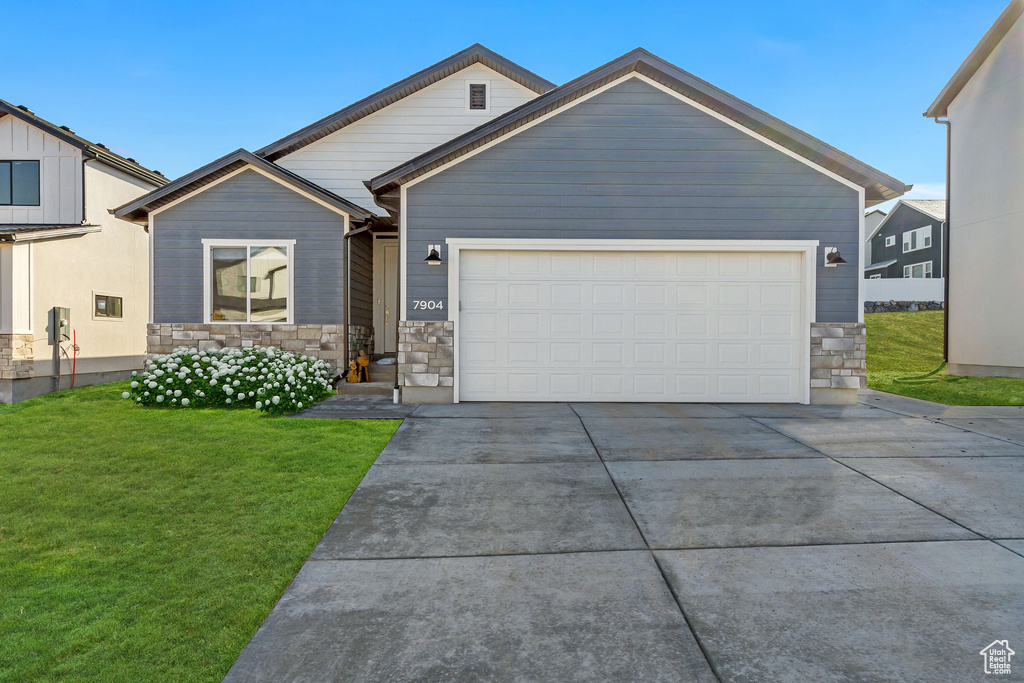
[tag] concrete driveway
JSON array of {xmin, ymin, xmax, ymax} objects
[{"xmin": 226, "ymin": 390, "xmax": 1024, "ymax": 682}]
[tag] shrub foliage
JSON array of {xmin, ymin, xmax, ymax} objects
[{"xmin": 124, "ymin": 346, "xmax": 334, "ymax": 414}]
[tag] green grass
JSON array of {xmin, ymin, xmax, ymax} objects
[
  {"xmin": 866, "ymin": 310, "xmax": 1024, "ymax": 405},
  {"xmin": 0, "ymin": 382, "xmax": 400, "ymax": 682}
]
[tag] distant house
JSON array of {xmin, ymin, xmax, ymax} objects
[
  {"xmin": 863, "ymin": 209, "xmax": 886, "ymax": 266},
  {"xmin": 0, "ymin": 100, "xmax": 165, "ymax": 403},
  {"xmin": 864, "ymin": 199, "xmax": 945, "ymax": 280},
  {"xmin": 925, "ymin": 0, "xmax": 1024, "ymax": 378}
]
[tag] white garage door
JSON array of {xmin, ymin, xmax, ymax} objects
[{"xmin": 456, "ymin": 249, "xmax": 807, "ymax": 403}]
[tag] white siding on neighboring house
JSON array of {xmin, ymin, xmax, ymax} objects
[
  {"xmin": 277, "ymin": 64, "xmax": 539, "ymax": 212},
  {"xmin": 947, "ymin": 10, "xmax": 1024, "ymax": 374},
  {"xmin": 0, "ymin": 115, "xmax": 83, "ymax": 224}
]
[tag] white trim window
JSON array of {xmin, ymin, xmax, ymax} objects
[
  {"xmin": 202, "ymin": 239, "xmax": 295, "ymax": 323},
  {"xmin": 902, "ymin": 226, "xmax": 932, "ymax": 253},
  {"xmin": 903, "ymin": 261, "xmax": 933, "ymax": 279},
  {"xmin": 869, "ymin": 274, "xmax": 882, "ymax": 280},
  {"xmin": 465, "ymin": 80, "xmax": 490, "ymax": 113},
  {"xmin": 884, "ymin": 235, "xmax": 896, "ymax": 247}
]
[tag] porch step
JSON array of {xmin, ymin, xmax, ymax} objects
[
  {"xmin": 368, "ymin": 360, "xmax": 397, "ymax": 383},
  {"xmin": 335, "ymin": 381, "xmax": 394, "ymax": 396}
]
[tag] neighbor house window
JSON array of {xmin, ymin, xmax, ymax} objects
[
  {"xmin": 902, "ymin": 226, "xmax": 932, "ymax": 253},
  {"xmin": 467, "ymin": 82, "xmax": 489, "ymax": 112},
  {"xmin": 0, "ymin": 160, "xmax": 41, "ymax": 206},
  {"xmin": 869, "ymin": 274, "xmax": 881, "ymax": 280},
  {"xmin": 94, "ymin": 294, "xmax": 123, "ymax": 318},
  {"xmin": 903, "ymin": 261, "xmax": 933, "ymax": 278},
  {"xmin": 884, "ymin": 235, "xmax": 896, "ymax": 247},
  {"xmin": 203, "ymin": 240, "xmax": 294, "ymax": 323}
]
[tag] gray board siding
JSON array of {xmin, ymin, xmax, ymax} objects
[
  {"xmin": 405, "ymin": 78, "xmax": 861, "ymax": 322},
  {"xmin": 868, "ymin": 204, "xmax": 944, "ymax": 279},
  {"xmin": 349, "ymin": 231, "xmax": 373, "ymax": 329},
  {"xmin": 153, "ymin": 169, "xmax": 347, "ymax": 324}
]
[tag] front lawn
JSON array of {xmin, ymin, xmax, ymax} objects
[
  {"xmin": 866, "ymin": 310, "xmax": 1024, "ymax": 405},
  {"xmin": 0, "ymin": 382, "xmax": 399, "ymax": 682}
]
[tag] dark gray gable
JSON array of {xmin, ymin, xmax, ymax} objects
[
  {"xmin": 370, "ymin": 48, "xmax": 908, "ymax": 206},
  {"xmin": 255, "ymin": 44, "xmax": 555, "ymax": 162},
  {"xmin": 152, "ymin": 169, "xmax": 348, "ymax": 324},
  {"xmin": 868, "ymin": 202, "xmax": 944, "ymax": 278}
]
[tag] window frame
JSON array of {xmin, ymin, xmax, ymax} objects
[
  {"xmin": 902, "ymin": 226, "xmax": 933, "ymax": 253},
  {"xmin": 0, "ymin": 160, "xmax": 41, "ymax": 207},
  {"xmin": 884, "ymin": 235, "xmax": 896, "ymax": 247},
  {"xmin": 465, "ymin": 80, "xmax": 491, "ymax": 113},
  {"xmin": 92, "ymin": 292, "xmax": 124, "ymax": 320},
  {"xmin": 202, "ymin": 239, "xmax": 295, "ymax": 324},
  {"xmin": 903, "ymin": 260, "xmax": 933, "ymax": 279},
  {"xmin": 869, "ymin": 274, "xmax": 882, "ymax": 280}
]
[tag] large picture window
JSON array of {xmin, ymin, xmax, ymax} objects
[
  {"xmin": 203, "ymin": 240, "xmax": 294, "ymax": 323},
  {"xmin": 0, "ymin": 160, "xmax": 41, "ymax": 206}
]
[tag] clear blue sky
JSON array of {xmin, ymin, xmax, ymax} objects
[{"xmin": 5, "ymin": 0, "xmax": 1008, "ymax": 209}]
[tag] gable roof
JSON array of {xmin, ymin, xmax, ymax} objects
[
  {"xmin": 866, "ymin": 199, "xmax": 946, "ymax": 240},
  {"xmin": 256, "ymin": 44, "xmax": 555, "ymax": 162},
  {"xmin": 925, "ymin": 0, "xmax": 1024, "ymax": 118},
  {"xmin": 113, "ymin": 149, "xmax": 372, "ymax": 224},
  {"xmin": 0, "ymin": 98, "xmax": 166, "ymax": 187},
  {"xmin": 369, "ymin": 48, "xmax": 909, "ymax": 206}
]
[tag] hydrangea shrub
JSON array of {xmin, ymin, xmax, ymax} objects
[{"xmin": 124, "ymin": 346, "xmax": 334, "ymax": 415}]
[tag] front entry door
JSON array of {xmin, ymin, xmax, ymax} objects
[{"xmin": 373, "ymin": 239, "xmax": 399, "ymax": 353}]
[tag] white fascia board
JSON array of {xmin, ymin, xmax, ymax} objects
[{"xmin": 444, "ymin": 238, "xmax": 820, "ymax": 251}]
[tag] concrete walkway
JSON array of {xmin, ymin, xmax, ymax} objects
[{"xmin": 227, "ymin": 391, "xmax": 1024, "ymax": 682}]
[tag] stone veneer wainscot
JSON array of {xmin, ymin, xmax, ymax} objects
[
  {"xmin": 146, "ymin": 323, "xmax": 372, "ymax": 365},
  {"xmin": 810, "ymin": 323, "xmax": 867, "ymax": 391}
]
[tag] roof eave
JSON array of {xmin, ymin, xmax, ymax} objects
[
  {"xmin": 369, "ymin": 49, "xmax": 909, "ymax": 201},
  {"xmin": 924, "ymin": 0, "xmax": 1024, "ymax": 118},
  {"xmin": 113, "ymin": 149, "xmax": 374, "ymax": 224}
]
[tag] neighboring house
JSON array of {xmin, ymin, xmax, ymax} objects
[
  {"xmin": 117, "ymin": 45, "xmax": 908, "ymax": 406},
  {"xmin": 863, "ymin": 208, "xmax": 886, "ymax": 265},
  {"xmin": 0, "ymin": 100, "xmax": 165, "ymax": 403},
  {"xmin": 925, "ymin": 0, "xmax": 1024, "ymax": 379},
  {"xmin": 864, "ymin": 199, "xmax": 945, "ymax": 280}
]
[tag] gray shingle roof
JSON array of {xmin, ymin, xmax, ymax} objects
[
  {"xmin": 369, "ymin": 48, "xmax": 909, "ymax": 206},
  {"xmin": 113, "ymin": 149, "xmax": 373, "ymax": 224},
  {"xmin": 902, "ymin": 199, "xmax": 947, "ymax": 221},
  {"xmin": 0, "ymin": 99, "xmax": 166, "ymax": 186}
]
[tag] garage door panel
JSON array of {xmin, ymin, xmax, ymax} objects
[{"xmin": 458, "ymin": 249, "xmax": 805, "ymax": 402}]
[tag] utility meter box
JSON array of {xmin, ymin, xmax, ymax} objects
[{"xmin": 50, "ymin": 307, "xmax": 71, "ymax": 344}]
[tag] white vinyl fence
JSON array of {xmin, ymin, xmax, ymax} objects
[{"xmin": 864, "ymin": 277, "xmax": 945, "ymax": 302}]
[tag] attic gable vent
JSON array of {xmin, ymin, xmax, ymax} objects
[{"xmin": 468, "ymin": 83, "xmax": 488, "ymax": 111}]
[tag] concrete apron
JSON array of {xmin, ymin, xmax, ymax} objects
[{"xmin": 226, "ymin": 397, "xmax": 1024, "ymax": 682}]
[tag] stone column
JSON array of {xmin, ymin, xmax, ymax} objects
[
  {"xmin": 810, "ymin": 322, "xmax": 867, "ymax": 405},
  {"xmin": 397, "ymin": 320, "xmax": 454, "ymax": 403}
]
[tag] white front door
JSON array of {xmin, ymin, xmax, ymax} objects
[
  {"xmin": 457, "ymin": 249, "xmax": 807, "ymax": 402},
  {"xmin": 373, "ymin": 238, "xmax": 400, "ymax": 353}
]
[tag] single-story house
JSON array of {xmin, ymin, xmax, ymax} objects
[
  {"xmin": 116, "ymin": 45, "xmax": 908, "ymax": 405},
  {"xmin": 0, "ymin": 99, "xmax": 165, "ymax": 403},
  {"xmin": 864, "ymin": 199, "xmax": 946, "ymax": 280},
  {"xmin": 925, "ymin": 0, "xmax": 1024, "ymax": 379}
]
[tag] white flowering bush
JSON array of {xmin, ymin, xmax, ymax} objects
[{"xmin": 124, "ymin": 346, "xmax": 333, "ymax": 415}]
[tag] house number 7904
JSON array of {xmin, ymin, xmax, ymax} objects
[{"xmin": 413, "ymin": 300, "xmax": 444, "ymax": 310}]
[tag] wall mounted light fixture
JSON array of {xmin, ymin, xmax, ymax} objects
[
  {"xmin": 424, "ymin": 244, "xmax": 443, "ymax": 266},
  {"xmin": 824, "ymin": 246, "xmax": 847, "ymax": 268}
]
